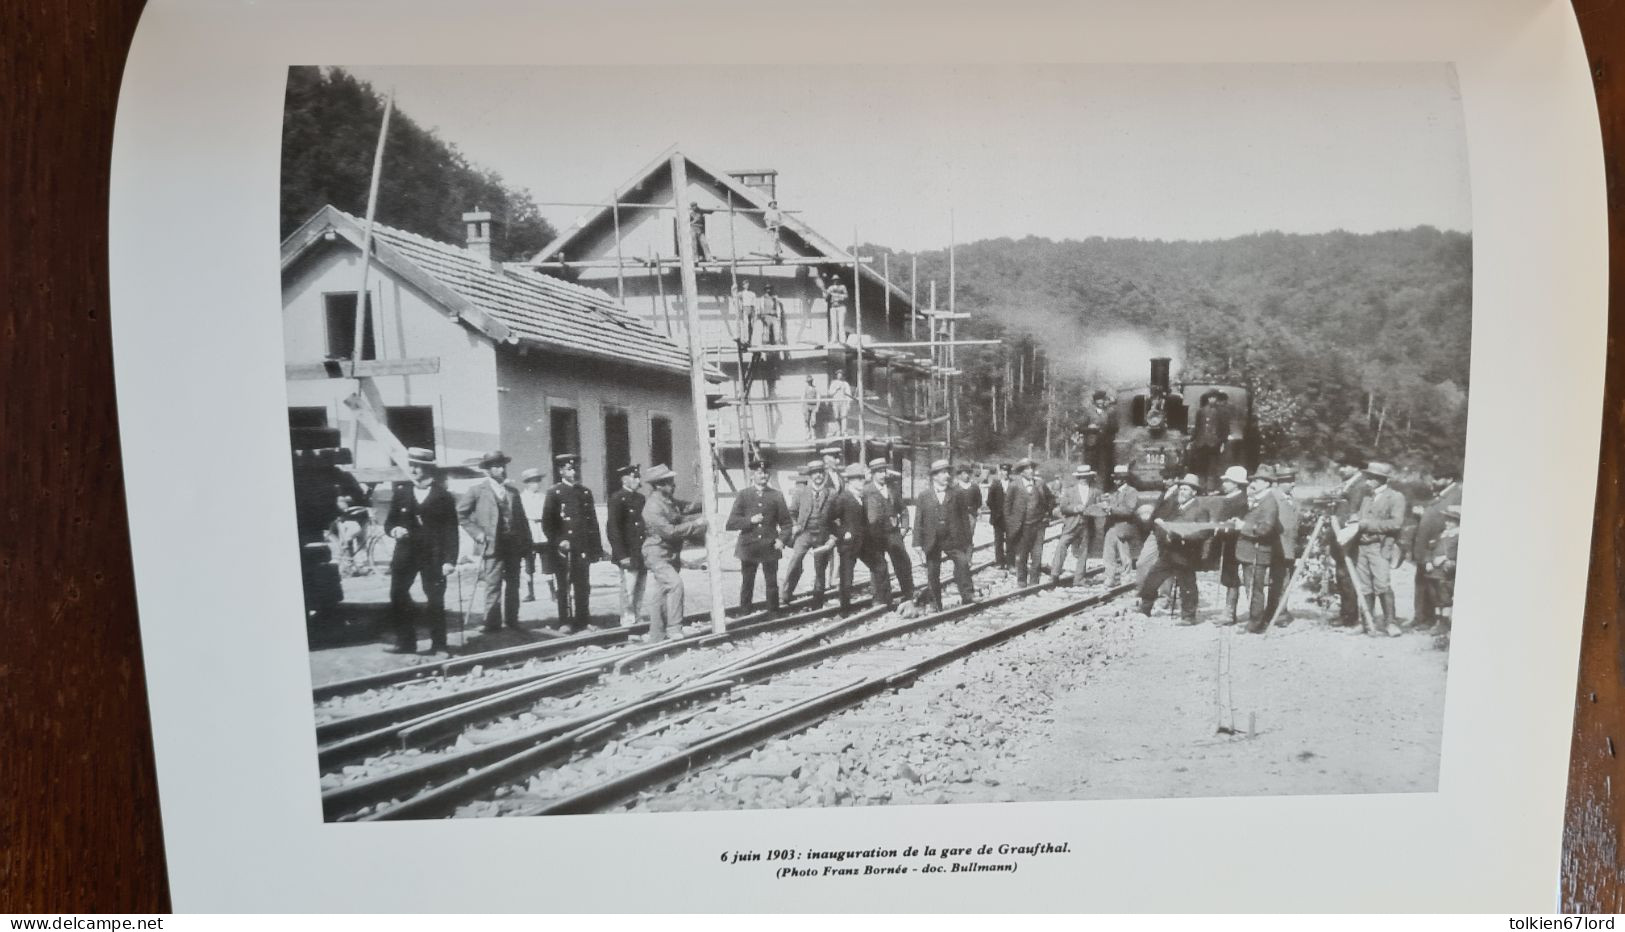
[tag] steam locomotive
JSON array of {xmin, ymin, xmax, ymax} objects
[{"xmin": 1107, "ymin": 357, "xmax": 1258, "ymax": 488}]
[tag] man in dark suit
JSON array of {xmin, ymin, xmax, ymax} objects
[
  {"xmin": 605, "ymin": 464, "xmax": 647, "ymax": 628},
  {"xmin": 385, "ymin": 447, "xmax": 460, "ymax": 654},
  {"xmin": 955, "ymin": 463, "xmax": 983, "ymax": 520},
  {"xmin": 831, "ymin": 464, "xmax": 871, "ymax": 613},
  {"xmin": 1228, "ymin": 466, "xmax": 1281, "ymax": 633},
  {"xmin": 1138, "ymin": 474, "xmax": 1210, "ymax": 625},
  {"xmin": 914, "ymin": 459, "xmax": 975, "ymax": 610},
  {"xmin": 1213, "ymin": 465, "xmax": 1250, "ymax": 625},
  {"xmin": 783, "ymin": 460, "xmax": 837, "ymax": 607},
  {"xmin": 457, "ymin": 450, "xmax": 532, "ymax": 633},
  {"xmin": 726, "ymin": 462, "xmax": 794, "ymax": 612},
  {"xmin": 1410, "ymin": 465, "xmax": 1462, "ymax": 633},
  {"xmin": 1329, "ymin": 452, "xmax": 1372, "ymax": 627},
  {"xmin": 1003, "ymin": 457, "xmax": 1051, "ymax": 586},
  {"xmin": 986, "ymin": 464, "xmax": 1009, "ymax": 567},
  {"xmin": 540, "ymin": 453, "xmax": 604, "ymax": 632},
  {"xmin": 863, "ymin": 458, "xmax": 913, "ymax": 606}
]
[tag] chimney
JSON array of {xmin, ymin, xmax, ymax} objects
[
  {"xmin": 462, "ymin": 208, "xmax": 495, "ymax": 263},
  {"xmin": 726, "ymin": 169, "xmax": 777, "ymax": 201},
  {"xmin": 1149, "ymin": 357, "xmax": 1172, "ymax": 394}
]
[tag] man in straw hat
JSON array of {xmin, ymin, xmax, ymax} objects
[
  {"xmin": 383, "ymin": 448, "xmax": 459, "ymax": 654},
  {"xmin": 518, "ymin": 467, "xmax": 547, "ymax": 604},
  {"xmin": 726, "ymin": 462, "xmax": 794, "ymax": 613},
  {"xmin": 640, "ymin": 464, "xmax": 707, "ymax": 642},
  {"xmin": 605, "ymin": 464, "xmax": 647, "ymax": 628},
  {"xmin": 457, "ymin": 450, "xmax": 532, "ymax": 633},
  {"xmin": 1049, "ymin": 463, "xmax": 1105, "ymax": 584},
  {"xmin": 541, "ymin": 453, "xmax": 604, "ymax": 632},
  {"xmin": 1137, "ymin": 473, "xmax": 1207, "ymax": 625},
  {"xmin": 1347, "ymin": 460, "xmax": 1407, "ymax": 636},
  {"xmin": 914, "ymin": 459, "xmax": 976, "ymax": 610},
  {"xmin": 783, "ymin": 460, "xmax": 837, "ymax": 608},
  {"xmin": 1003, "ymin": 457, "xmax": 1051, "ymax": 586},
  {"xmin": 1213, "ymin": 464, "xmax": 1251, "ymax": 626}
]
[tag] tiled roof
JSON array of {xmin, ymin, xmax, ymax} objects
[{"xmin": 346, "ymin": 212, "xmax": 694, "ymax": 376}]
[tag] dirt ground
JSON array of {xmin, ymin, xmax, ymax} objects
[{"xmin": 1017, "ymin": 570, "xmax": 1448, "ymax": 800}]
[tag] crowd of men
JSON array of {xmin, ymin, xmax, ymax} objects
[{"xmin": 371, "ymin": 443, "xmax": 1463, "ymax": 657}]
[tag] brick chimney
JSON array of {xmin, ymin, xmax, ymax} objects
[
  {"xmin": 462, "ymin": 208, "xmax": 495, "ymax": 262},
  {"xmin": 726, "ymin": 169, "xmax": 777, "ymax": 201}
]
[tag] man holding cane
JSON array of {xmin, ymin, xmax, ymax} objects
[{"xmin": 384, "ymin": 447, "xmax": 458, "ymax": 654}]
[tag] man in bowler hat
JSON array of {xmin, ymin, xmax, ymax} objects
[{"xmin": 384, "ymin": 447, "xmax": 459, "ymax": 654}]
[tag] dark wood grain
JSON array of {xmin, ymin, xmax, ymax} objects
[
  {"xmin": 0, "ymin": 0, "xmax": 1621, "ymax": 913},
  {"xmin": 0, "ymin": 0, "xmax": 167, "ymax": 914},
  {"xmin": 1564, "ymin": 0, "xmax": 1625, "ymax": 914}
]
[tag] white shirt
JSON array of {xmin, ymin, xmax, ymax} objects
[
  {"xmin": 412, "ymin": 484, "xmax": 432, "ymax": 505},
  {"xmin": 520, "ymin": 488, "xmax": 546, "ymax": 536}
]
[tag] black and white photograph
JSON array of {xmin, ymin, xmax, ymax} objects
[{"xmin": 281, "ymin": 63, "xmax": 1473, "ymax": 821}]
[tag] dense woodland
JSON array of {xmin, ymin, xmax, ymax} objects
[
  {"xmin": 280, "ymin": 68, "xmax": 1471, "ymax": 474},
  {"xmin": 280, "ymin": 66, "xmax": 556, "ymax": 261},
  {"xmin": 873, "ymin": 229, "xmax": 1472, "ymax": 473}
]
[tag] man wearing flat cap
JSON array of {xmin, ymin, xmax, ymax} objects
[
  {"xmin": 605, "ymin": 464, "xmax": 647, "ymax": 628},
  {"xmin": 640, "ymin": 464, "xmax": 707, "ymax": 641},
  {"xmin": 383, "ymin": 448, "xmax": 459, "ymax": 654},
  {"xmin": 914, "ymin": 459, "xmax": 975, "ymax": 610},
  {"xmin": 541, "ymin": 453, "xmax": 604, "ymax": 632},
  {"xmin": 1348, "ymin": 461, "xmax": 1407, "ymax": 636},
  {"xmin": 726, "ymin": 462, "xmax": 794, "ymax": 613},
  {"xmin": 783, "ymin": 460, "xmax": 838, "ymax": 608},
  {"xmin": 457, "ymin": 450, "xmax": 532, "ymax": 633},
  {"xmin": 1003, "ymin": 458, "xmax": 1052, "ymax": 586}
]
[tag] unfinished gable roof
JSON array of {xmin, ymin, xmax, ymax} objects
[
  {"xmin": 528, "ymin": 148, "xmax": 915, "ymax": 312},
  {"xmin": 281, "ymin": 205, "xmax": 695, "ymax": 376}
]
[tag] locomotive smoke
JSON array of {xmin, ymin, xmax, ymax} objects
[{"xmin": 1066, "ymin": 327, "xmax": 1185, "ymax": 388}]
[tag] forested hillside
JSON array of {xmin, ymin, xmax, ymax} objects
[
  {"xmin": 874, "ymin": 228, "xmax": 1472, "ymax": 471},
  {"xmin": 281, "ymin": 67, "xmax": 555, "ymax": 261}
]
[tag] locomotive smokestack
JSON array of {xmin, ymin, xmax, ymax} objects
[{"xmin": 1149, "ymin": 357, "xmax": 1171, "ymax": 393}]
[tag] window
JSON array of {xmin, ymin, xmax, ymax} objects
[
  {"xmin": 650, "ymin": 415, "xmax": 673, "ymax": 469},
  {"xmin": 324, "ymin": 292, "xmax": 376, "ymax": 360},
  {"xmin": 604, "ymin": 408, "xmax": 631, "ymax": 491},
  {"xmin": 287, "ymin": 407, "xmax": 329, "ymax": 430},
  {"xmin": 550, "ymin": 404, "xmax": 580, "ymax": 461},
  {"xmin": 385, "ymin": 406, "xmax": 435, "ymax": 453}
]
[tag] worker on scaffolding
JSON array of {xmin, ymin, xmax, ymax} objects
[
  {"xmin": 763, "ymin": 199, "xmax": 784, "ymax": 260},
  {"xmin": 801, "ymin": 377, "xmax": 822, "ymax": 438},
  {"xmin": 817, "ymin": 271, "xmax": 849, "ymax": 342},
  {"xmin": 827, "ymin": 373, "xmax": 853, "ymax": 438},
  {"xmin": 758, "ymin": 283, "xmax": 786, "ymax": 349},
  {"xmin": 687, "ymin": 203, "xmax": 713, "ymax": 262},
  {"xmin": 732, "ymin": 278, "xmax": 760, "ymax": 345}
]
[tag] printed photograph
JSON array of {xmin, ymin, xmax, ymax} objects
[{"xmin": 279, "ymin": 64, "xmax": 1472, "ymax": 820}]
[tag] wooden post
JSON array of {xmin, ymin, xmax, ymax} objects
[
  {"xmin": 351, "ymin": 92, "xmax": 393, "ymax": 365},
  {"xmin": 612, "ymin": 188, "xmax": 625, "ymax": 304},
  {"xmin": 910, "ymin": 255, "xmax": 918, "ymax": 342},
  {"xmin": 669, "ymin": 154, "xmax": 728, "ymax": 635},
  {"xmin": 853, "ymin": 232, "xmax": 865, "ymax": 463}
]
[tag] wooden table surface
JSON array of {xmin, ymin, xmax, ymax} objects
[{"xmin": 2, "ymin": 0, "xmax": 1621, "ymax": 913}]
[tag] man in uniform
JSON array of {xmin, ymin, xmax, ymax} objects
[
  {"xmin": 914, "ymin": 459, "xmax": 975, "ymax": 610},
  {"xmin": 1411, "ymin": 465, "xmax": 1463, "ymax": 634},
  {"xmin": 605, "ymin": 464, "xmax": 647, "ymax": 628},
  {"xmin": 687, "ymin": 203, "xmax": 713, "ymax": 262},
  {"xmin": 1003, "ymin": 457, "xmax": 1052, "ymax": 586},
  {"xmin": 1424, "ymin": 505, "xmax": 1461, "ymax": 649},
  {"xmin": 1050, "ymin": 464, "xmax": 1104, "ymax": 584},
  {"xmin": 987, "ymin": 463, "xmax": 1010, "ymax": 568},
  {"xmin": 1214, "ymin": 465, "xmax": 1251, "ymax": 626},
  {"xmin": 1328, "ymin": 452, "xmax": 1371, "ymax": 627},
  {"xmin": 1348, "ymin": 461, "xmax": 1407, "ymax": 637},
  {"xmin": 726, "ymin": 462, "xmax": 794, "ymax": 613},
  {"xmin": 640, "ymin": 464, "xmax": 707, "ymax": 641},
  {"xmin": 1102, "ymin": 465, "xmax": 1143, "ymax": 587},
  {"xmin": 1266, "ymin": 466, "xmax": 1300, "ymax": 625},
  {"xmin": 783, "ymin": 460, "xmax": 837, "ymax": 607},
  {"xmin": 384, "ymin": 447, "xmax": 459, "ymax": 654},
  {"xmin": 457, "ymin": 450, "xmax": 532, "ymax": 633},
  {"xmin": 831, "ymin": 463, "xmax": 871, "ymax": 613},
  {"xmin": 864, "ymin": 458, "xmax": 913, "ymax": 606},
  {"xmin": 1137, "ymin": 474, "xmax": 1207, "ymax": 625},
  {"xmin": 540, "ymin": 453, "xmax": 604, "ymax": 632},
  {"xmin": 1228, "ymin": 466, "xmax": 1281, "ymax": 634}
]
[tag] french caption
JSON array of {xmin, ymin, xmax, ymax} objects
[{"xmin": 719, "ymin": 841, "xmax": 1070, "ymax": 879}]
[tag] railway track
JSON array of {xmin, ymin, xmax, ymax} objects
[{"xmin": 321, "ymin": 566, "xmax": 1131, "ymax": 821}]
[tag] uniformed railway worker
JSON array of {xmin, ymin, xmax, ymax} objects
[
  {"xmin": 1137, "ymin": 474, "xmax": 1207, "ymax": 625},
  {"xmin": 1049, "ymin": 464, "xmax": 1104, "ymax": 584},
  {"xmin": 914, "ymin": 459, "xmax": 976, "ymax": 610},
  {"xmin": 1411, "ymin": 465, "xmax": 1462, "ymax": 634},
  {"xmin": 457, "ymin": 450, "xmax": 532, "ymax": 633},
  {"xmin": 783, "ymin": 460, "xmax": 837, "ymax": 608},
  {"xmin": 1101, "ymin": 465, "xmax": 1143, "ymax": 587},
  {"xmin": 726, "ymin": 462, "xmax": 794, "ymax": 613},
  {"xmin": 831, "ymin": 463, "xmax": 871, "ymax": 613},
  {"xmin": 640, "ymin": 464, "xmax": 707, "ymax": 642},
  {"xmin": 1003, "ymin": 458, "xmax": 1052, "ymax": 586},
  {"xmin": 1266, "ymin": 466, "xmax": 1300, "ymax": 625},
  {"xmin": 1228, "ymin": 465, "xmax": 1281, "ymax": 634},
  {"xmin": 1348, "ymin": 461, "xmax": 1406, "ymax": 637},
  {"xmin": 540, "ymin": 453, "xmax": 604, "ymax": 632},
  {"xmin": 863, "ymin": 458, "xmax": 914, "ymax": 606},
  {"xmin": 384, "ymin": 447, "xmax": 459, "ymax": 654},
  {"xmin": 605, "ymin": 464, "xmax": 647, "ymax": 628}
]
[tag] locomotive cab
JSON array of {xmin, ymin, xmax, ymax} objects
[{"xmin": 1109, "ymin": 357, "xmax": 1256, "ymax": 487}]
